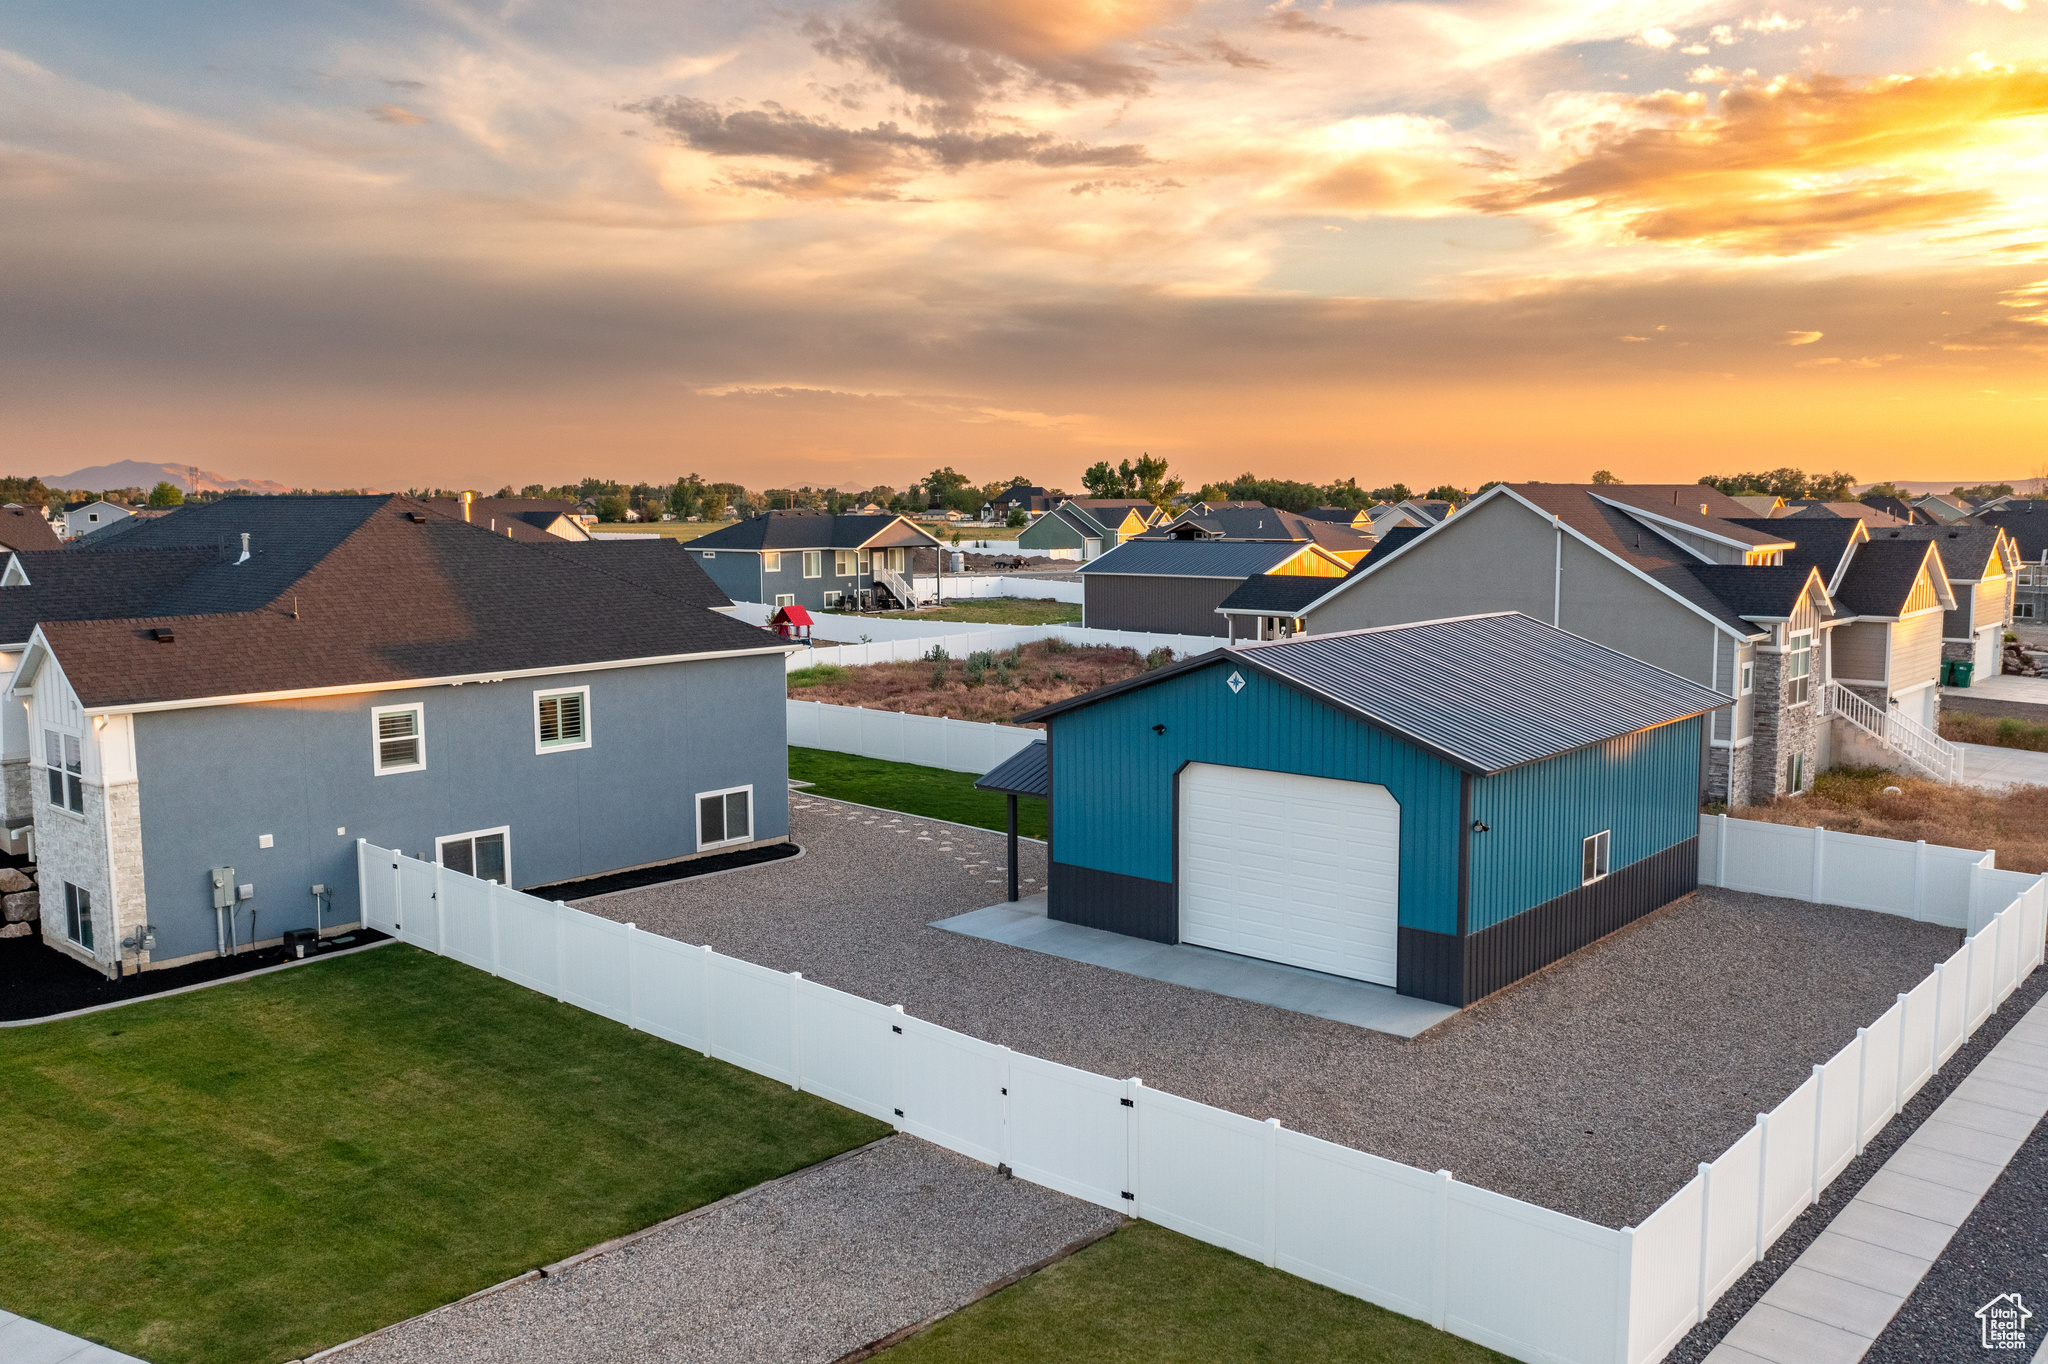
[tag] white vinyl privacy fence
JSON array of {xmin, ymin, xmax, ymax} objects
[
  {"xmin": 786, "ymin": 699, "xmax": 1039, "ymax": 776},
  {"xmin": 355, "ymin": 828, "xmax": 2045, "ymax": 1364},
  {"xmin": 1698, "ymin": 811, "xmax": 2013, "ymax": 931}
]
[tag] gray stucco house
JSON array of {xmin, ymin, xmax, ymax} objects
[
  {"xmin": 686, "ymin": 510, "xmax": 943, "ymax": 610},
  {"xmin": 1275, "ymin": 483, "xmax": 1965, "ymax": 804},
  {"xmin": 9, "ymin": 496, "xmax": 793, "ymax": 977}
]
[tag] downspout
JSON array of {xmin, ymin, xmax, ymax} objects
[
  {"xmin": 1456, "ymin": 773, "xmax": 1472, "ymax": 1008},
  {"xmin": 1552, "ymin": 515, "xmax": 1562, "ymax": 627},
  {"xmin": 94, "ymin": 715, "xmax": 119, "ymax": 980}
]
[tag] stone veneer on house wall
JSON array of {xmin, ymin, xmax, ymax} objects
[
  {"xmin": 31, "ymin": 774, "xmax": 147, "ymax": 978},
  {"xmin": 1708, "ymin": 741, "xmax": 1754, "ymax": 808},
  {"xmin": 1749, "ymin": 645, "xmax": 1824, "ymax": 801}
]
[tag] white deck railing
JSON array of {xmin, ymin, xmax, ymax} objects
[
  {"xmin": 1825, "ymin": 680, "xmax": 1964, "ymax": 783},
  {"xmin": 356, "ymin": 828, "xmax": 2045, "ymax": 1364}
]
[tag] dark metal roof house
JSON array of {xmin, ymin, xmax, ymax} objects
[
  {"xmin": 1076, "ymin": 539, "xmax": 1352, "ymax": 636},
  {"xmin": 1008, "ymin": 612, "xmax": 1727, "ymax": 1007}
]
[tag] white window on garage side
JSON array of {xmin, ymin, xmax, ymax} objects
[
  {"xmin": 698, "ymin": 786, "xmax": 752, "ymax": 850},
  {"xmin": 373, "ymin": 702, "xmax": 424, "ymax": 774},
  {"xmin": 1581, "ymin": 830, "xmax": 1610, "ymax": 885},
  {"xmin": 534, "ymin": 686, "xmax": 590, "ymax": 753}
]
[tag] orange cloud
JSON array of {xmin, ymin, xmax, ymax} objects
[{"xmin": 1470, "ymin": 67, "xmax": 2048, "ymax": 254}]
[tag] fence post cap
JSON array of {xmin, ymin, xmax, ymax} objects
[
  {"xmin": 1265, "ymin": 1117, "xmax": 1282, "ymax": 1129},
  {"xmin": 1435, "ymin": 1169, "xmax": 1453, "ymax": 1181},
  {"xmin": 625, "ymin": 922, "xmax": 635, "ymax": 931}
]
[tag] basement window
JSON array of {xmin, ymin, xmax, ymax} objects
[
  {"xmin": 64, "ymin": 882, "xmax": 92, "ymax": 949},
  {"xmin": 1581, "ymin": 830, "xmax": 1611, "ymax": 886},
  {"xmin": 534, "ymin": 686, "xmax": 590, "ymax": 753},
  {"xmin": 698, "ymin": 785, "xmax": 753, "ymax": 851},
  {"xmin": 372, "ymin": 703, "xmax": 425, "ymax": 775}
]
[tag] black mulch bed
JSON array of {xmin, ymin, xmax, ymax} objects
[
  {"xmin": 528, "ymin": 841, "xmax": 802, "ymax": 902},
  {"xmin": 1, "ymin": 928, "xmax": 392, "ymax": 1023}
]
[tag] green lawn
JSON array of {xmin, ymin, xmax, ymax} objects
[
  {"xmin": 0, "ymin": 946, "xmax": 886, "ymax": 1364},
  {"xmin": 873, "ymin": 597, "xmax": 1081, "ymax": 626},
  {"xmin": 790, "ymin": 746, "xmax": 1046, "ymax": 838},
  {"xmin": 879, "ymin": 1222, "xmax": 1509, "ymax": 1364}
]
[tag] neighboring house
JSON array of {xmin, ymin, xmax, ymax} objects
[
  {"xmin": 61, "ymin": 500, "xmax": 133, "ymax": 540},
  {"xmin": 1214, "ymin": 527, "xmax": 1428, "ymax": 642},
  {"xmin": 424, "ymin": 494, "xmax": 591, "ymax": 542},
  {"xmin": 1912, "ymin": 493, "xmax": 1977, "ymax": 524},
  {"xmin": 1730, "ymin": 495, "xmax": 1785, "ymax": 516},
  {"xmin": 1017, "ymin": 502, "xmax": 1120, "ymax": 560},
  {"xmin": 1780, "ymin": 500, "xmax": 1906, "ymax": 526},
  {"xmin": 8, "ymin": 495, "xmax": 792, "ymax": 978},
  {"xmin": 0, "ymin": 504, "xmax": 64, "ymax": 552},
  {"xmin": 1077, "ymin": 539, "xmax": 1350, "ymax": 636},
  {"xmin": 1275, "ymin": 483, "xmax": 1877, "ymax": 805},
  {"xmin": 1301, "ymin": 506, "xmax": 1375, "ymax": 529},
  {"xmin": 1976, "ymin": 502, "xmax": 2047, "ymax": 624},
  {"xmin": 1012, "ymin": 612, "xmax": 1726, "ymax": 1006},
  {"xmin": 1821, "ymin": 537, "xmax": 1955, "ymax": 731},
  {"xmin": 1069, "ymin": 498, "xmax": 1161, "ymax": 537},
  {"xmin": 980, "ymin": 486, "xmax": 1055, "ymax": 521},
  {"xmin": 685, "ymin": 510, "xmax": 944, "ymax": 610},
  {"xmin": 1874, "ymin": 525, "xmax": 2016, "ymax": 677},
  {"xmin": 1365, "ymin": 502, "xmax": 1432, "ymax": 534},
  {"xmin": 1145, "ymin": 505, "xmax": 1376, "ymax": 565},
  {"xmin": 1859, "ymin": 493, "xmax": 1924, "ymax": 524}
]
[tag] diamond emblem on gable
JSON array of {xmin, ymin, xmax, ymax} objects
[{"xmin": 1226, "ymin": 671, "xmax": 1245, "ymax": 693}]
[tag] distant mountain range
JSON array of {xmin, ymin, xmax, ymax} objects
[{"xmin": 34, "ymin": 460, "xmax": 294, "ymax": 495}]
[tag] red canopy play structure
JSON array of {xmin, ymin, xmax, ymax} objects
[{"xmin": 771, "ymin": 605, "xmax": 814, "ymax": 641}]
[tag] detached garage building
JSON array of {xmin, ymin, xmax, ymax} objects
[{"xmin": 1014, "ymin": 613, "xmax": 1727, "ymax": 1007}]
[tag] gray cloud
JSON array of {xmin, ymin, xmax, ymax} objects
[
  {"xmin": 1261, "ymin": 11, "xmax": 1367, "ymax": 42},
  {"xmin": 631, "ymin": 96, "xmax": 1150, "ymax": 198},
  {"xmin": 366, "ymin": 104, "xmax": 429, "ymax": 125}
]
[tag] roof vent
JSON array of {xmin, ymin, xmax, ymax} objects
[
  {"xmin": 407, "ymin": 512, "xmax": 428, "ymax": 524},
  {"xmin": 236, "ymin": 533, "xmax": 251, "ymax": 565},
  {"xmin": 151, "ymin": 628, "xmax": 174, "ymax": 644}
]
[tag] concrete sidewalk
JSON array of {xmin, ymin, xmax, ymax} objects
[
  {"xmin": 1958, "ymin": 742, "xmax": 2048, "ymax": 791},
  {"xmin": 1704, "ymin": 991, "xmax": 2048, "ymax": 1363},
  {"xmin": 0, "ymin": 1310, "xmax": 149, "ymax": 1364}
]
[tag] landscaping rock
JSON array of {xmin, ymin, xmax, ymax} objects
[
  {"xmin": 2, "ymin": 890, "xmax": 38, "ymax": 923},
  {"xmin": 0, "ymin": 867, "xmax": 31, "ymax": 893},
  {"xmin": 0, "ymin": 921, "xmax": 29, "ymax": 938}
]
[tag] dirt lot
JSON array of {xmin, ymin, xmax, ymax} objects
[
  {"xmin": 583, "ymin": 795, "xmax": 1964, "ymax": 1229},
  {"xmin": 1735, "ymin": 766, "xmax": 2048, "ymax": 872},
  {"xmin": 788, "ymin": 640, "xmax": 1165, "ymax": 725}
]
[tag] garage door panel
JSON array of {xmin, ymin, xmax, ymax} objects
[{"xmin": 1176, "ymin": 763, "xmax": 1400, "ymax": 986}]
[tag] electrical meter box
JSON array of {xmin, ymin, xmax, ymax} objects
[{"xmin": 211, "ymin": 867, "xmax": 235, "ymax": 910}]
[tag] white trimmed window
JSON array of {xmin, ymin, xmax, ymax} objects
[
  {"xmin": 1740, "ymin": 663, "xmax": 1753, "ymax": 695},
  {"xmin": 763, "ymin": 551, "xmax": 782, "ymax": 573},
  {"xmin": 834, "ymin": 549, "xmax": 856, "ymax": 576},
  {"xmin": 64, "ymin": 882, "xmax": 92, "ymax": 949},
  {"xmin": 697, "ymin": 785, "xmax": 753, "ymax": 850},
  {"xmin": 437, "ymin": 828, "xmax": 508, "ymax": 884},
  {"xmin": 856, "ymin": 551, "xmax": 870, "ymax": 574},
  {"xmin": 886, "ymin": 548, "xmax": 906, "ymax": 572},
  {"xmin": 534, "ymin": 686, "xmax": 590, "ymax": 753},
  {"xmin": 822, "ymin": 590, "xmax": 843, "ymax": 608},
  {"xmin": 775, "ymin": 593, "xmax": 795, "ymax": 608},
  {"xmin": 1785, "ymin": 632, "xmax": 1812, "ymax": 705},
  {"xmin": 372, "ymin": 703, "xmax": 425, "ymax": 774},
  {"xmin": 802, "ymin": 551, "xmax": 822, "ymax": 578},
  {"xmin": 1581, "ymin": 830, "xmax": 1610, "ymax": 886},
  {"xmin": 44, "ymin": 729, "xmax": 83, "ymax": 814}
]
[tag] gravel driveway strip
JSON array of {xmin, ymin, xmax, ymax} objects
[
  {"xmin": 587, "ymin": 794, "xmax": 1965, "ymax": 1228},
  {"xmin": 319, "ymin": 1136, "xmax": 1119, "ymax": 1364}
]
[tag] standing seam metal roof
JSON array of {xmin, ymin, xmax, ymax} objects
[{"xmin": 1018, "ymin": 612, "xmax": 1728, "ymax": 773}]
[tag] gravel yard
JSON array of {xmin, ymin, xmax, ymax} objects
[
  {"xmin": 323, "ymin": 1137, "xmax": 1119, "ymax": 1364},
  {"xmin": 584, "ymin": 794, "xmax": 1965, "ymax": 1228}
]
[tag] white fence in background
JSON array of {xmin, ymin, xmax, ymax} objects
[
  {"xmin": 1697, "ymin": 812, "xmax": 2025, "ymax": 932},
  {"xmin": 786, "ymin": 699, "xmax": 1039, "ymax": 775},
  {"xmin": 788, "ymin": 625, "xmax": 1225, "ymax": 673},
  {"xmin": 355, "ymin": 828, "xmax": 2046, "ymax": 1364},
  {"xmin": 906, "ymin": 574, "xmax": 1085, "ymax": 602}
]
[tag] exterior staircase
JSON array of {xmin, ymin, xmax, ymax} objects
[
  {"xmin": 871, "ymin": 566, "xmax": 922, "ymax": 610},
  {"xmin": 1823, "ymin": 681, "xmax": 1966, "ymax": 783}
]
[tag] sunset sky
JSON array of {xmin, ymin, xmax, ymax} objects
[{"xmin": 3, "ymin": 0, "xmax": 2045, "ymax": 494}]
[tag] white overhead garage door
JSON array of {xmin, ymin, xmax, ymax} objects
[{"xmin": 1177, "ymin": 763, "xmax": 1401, "ymax": 986}]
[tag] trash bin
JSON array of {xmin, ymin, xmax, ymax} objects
[{"xmin": 1952, "ymin": 659, "xmax": 1974, "ymax": 688}]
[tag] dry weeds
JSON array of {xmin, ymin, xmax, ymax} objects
[
  {"xmin": 1731, "ymin": 767, "xmax": 2048, "ymax": 873},
  {"xmin": 787, "ymin": 640, "xmax": 1162, "ymax": 725}
]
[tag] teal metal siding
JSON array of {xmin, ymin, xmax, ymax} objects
[
  {"xmin": 1466, "ymin": 717, "xmax": 1702, "ymax": 932},
  {"xmin": 1048, "ymin": 661, "xmax": 1465, "ymax": 933}
]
